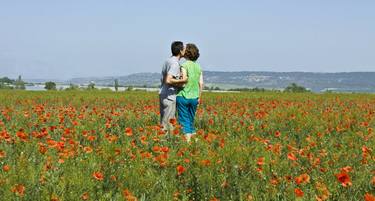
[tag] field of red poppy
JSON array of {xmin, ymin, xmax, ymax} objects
[{"xmin": 0, "ymin": 90, "xmax": 374, "ymax": 201}]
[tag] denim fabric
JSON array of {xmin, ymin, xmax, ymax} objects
[{"xmin": 176, "ymin": 96, "xmax": 198, "ymax": 134}]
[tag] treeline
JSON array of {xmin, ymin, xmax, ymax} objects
[
  {"xmin": 63, "ymin": 82, "xmax": 136, "ymax": 92},
  {"xmin": 227, "ymin": 83, "xmax": 310, "ymax": 93},
  {"xmin": 228, "ymin": 87, "xmax": 280, "ymax": 92},
  {"xmin": 1, "ymin": 76, "xmax": 311, "ymax": 93},
  {"xmin": 0, "ymin": 76, "xmax": 26, "ymax": 89}
]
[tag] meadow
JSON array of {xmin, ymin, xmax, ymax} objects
[{"xmin": 0, "ymin": 90, "xmax": 374, "ymax": 201}]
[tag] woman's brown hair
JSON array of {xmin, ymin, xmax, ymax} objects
[{"xmin": 184, "ymin": 43, "xmax": 200, "ymax": 61}]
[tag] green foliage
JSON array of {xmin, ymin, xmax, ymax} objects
[
  {"xmin": 44, "ymin": 81, "xmax": 57, "ymax": 90},
  {"xmin": 0, "ymin": 77, "xmax": 14, "ymax": 84},
  {"xmin": 0, "ymin": 91, "xmax": 373, "ymax": 200},
  {"xmin": 64, "ymin": 83, "xmax": 80, "ymax": 91},
  {"xmin": 204, "ymin": 86, "xmax": 221, "ymax": 91},
  {"xmin": 14, "ymin": 75, "xmax": 26, "ymax": 90},
  {"xmin": 114, "ymin": 79, "xmax": 119, "ymax": 92},
  {"xmin": 126, "ymin": 86, "xmax": 133, "ymax": 91},
  {"xmin": 228, "ymin": 87, "xmax": 281, "ymax": 92},
  {"xmin": 284, "ymin": 83, "xmax": 309, "ymax": 93},
  {"xmin": 87, "ymin": 82, "xmax": 96, "ymax": 90}
]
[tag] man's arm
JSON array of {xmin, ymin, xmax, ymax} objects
[
  {"xmin": 165, "ymin": 73, "xmax": 187, "ymax": 85},
  {"xmin": 165, "ymin": 63, "xmax": 187, "ymax": 86}
]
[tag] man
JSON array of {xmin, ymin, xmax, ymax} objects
[{"xmin": 159, "ymin": 41, "xmax": 187, "ymax": 132}]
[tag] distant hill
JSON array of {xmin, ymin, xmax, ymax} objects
[
  {"xmin": 66, "ymin": 71, "xmax": 375, "ymax": 92},
  {"xmin": 203, "ymin": 71, "xmax": 375, "ymax": 92},
  {"xmin": 68, "ymin": 73, "xmax": 161, "ymax": 87}
]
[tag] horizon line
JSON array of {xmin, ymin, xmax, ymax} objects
[{"xmin": 2, "ymin": 70, "xmax": 374, "ymax": 81}]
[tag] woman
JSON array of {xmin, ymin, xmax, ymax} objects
[{"xmin": 176, "ymin": 43, "xmax": 204, "ymax": 142}]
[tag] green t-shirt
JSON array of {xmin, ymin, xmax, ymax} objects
[{"xmin": 177, "ymin": 60, "xmax": 202, "ymax": 99}]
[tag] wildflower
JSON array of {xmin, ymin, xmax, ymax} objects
[
  {"xmin": 0, "ymin": 150, "xmax": 5, "ymax": 158},
  {"xmin": 92, "ymin": 171, "xmax": 104, "ymax": 181},
  {"xmin": 294, "ymin": 188, "xmax": 304, "ymax": 197},
  {"xmin": 81, "ymin": 192, "xmax": 89, "ymax": 200},
  {"xmin": 2, "ymin": 164, "xmax": 10, "ymax": 172},
  {"xmin": 288, "ymin": 153, "xmax": 297, "ymax": 161},
  {"xmin": 335, "ymin": 171, "xmax": 352, "ymax": 187},
  {"xmin": 39, "ymin": 144, "xmax": 48, "ymax": 154},
  {"xmin": 122, "ymin": 189, "xmax": 137, "ymax": 201},
  {"xmin": 11, "ymin": 184, "xmax": 25, "ymax": 197},
  {"xmin": 161, "ymin": 146, "xmax": 169, "ymax": 153},
  {"xmin": 364, "ymin": 193, "xmax": 375, "ymax": 201},
  {"xmin": 87, "ymin": 135, "xmax": 96, "ymax": 141},
  {"xmin": 83, "ymin": 146, "xmax": 93, "ymax": 153},
  {"xmin": 200, "ymin": 159, "xmax": 211, "ymax": 166},
  {"xmin": 125, "ymin": 127, "xmax": 133, "ymax": 136},
  {"xmin": 16, "ymin": 129, "xmax": 28, "ymax": 141},
  {"xmin": 295, "ymin": 173, "xmax": 310, "ymax": 185},
  {"xmin": 176, "ymin": 165, "xmax": 185, "ymax": 175},
  {"xmin": 169, "ymin": 118, "xmax": 177, "ymax": 125},
  {"xmin": 257, "ymin": 157, "xmax": 265, "ymax": 166}
]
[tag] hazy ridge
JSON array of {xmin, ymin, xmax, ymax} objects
[{"xmin": 26, "ymin": 71, "xmax": 375, "ymax": 92}]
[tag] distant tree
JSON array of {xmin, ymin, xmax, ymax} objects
[
  {"xmin": 44, "ymin": 81, "xmax": 57, "ymax": 90},
  {"xmin": 114, "ymin": 79, "xmax": 119, "ymax": 92},
  {"xmin": 214, "ymin": 87, "xmax": 221, "ymax": 91},
  {"xmin": 87, "ymin": 82, "xmax": 95, "ymax": 90},
  {"xmin": 0, "ymin": 77, "xmax": 14, "ymax": 84},
  {"xmin": 0, "ymin": 77, "xmax": 14, "ymax": 89},
  {"xmin": 126, "ymin": 86, "xmax": 133, "ymax": 91},
  {"xmin": 227, "ymin": 87, "xmax": 279, "ymax": 92},
  {"xmin": 284, "ymin": 83, "xmax": 309, "ymax": 93},
  {"xmin": 65, "ymin": 83, "xmax": 79, "ymax": 91},
  {"xmin": 15, "ymin": 75, "xmax": 25, "ymax": 90}
]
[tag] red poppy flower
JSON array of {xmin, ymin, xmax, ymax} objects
[
  {"xmin": 364, "ymin": 193, "xmax": 375, "ymax": 201},
  {"xmin": 335, "ymin": 171, "xmax": 352, "ymax": 187},
  {"xmin": 16, "ymin": 130, "xmax": 28, "ymax": 141},
  {"xmin": 2, "ymin": 164, "xmax": 10, "ymax": 172},
  {"xmin": 257, "ymin": 157, "xmax": 265, "ymax": 166},
  {"xmin": 287, "ymin": 153, "xmax": 297, "ymax": 161},
  {"xmin": 295, "ymin": 173, "xmax": 310, "ymax": 185},
  {"xmin": 152, "ymin": 146, "xmax": 160, "ymax": 152},
  {"xmin": 84, "ymin": 146, "xmax": 93, "ymax": 153},
  {"xmin": 200, "ymin": 159, "xmax": 211, "ymax": 166},
  {"xmin": 11, "ymin": 184, "xmax": 25, "ymax": 197},
  {"xmin": 92, "ymin": 171, "xmax": 104, "ymax": 181},
  {"xmin": 0, "ymin": 150, "xmax": 6, "ymax": 158},
  {"xmin": 169, "ymin": 118, "xmax": 177, "ymax": 125},
  {"xmin": 176, "ymin": 165, "xmax": 186, "ymax": 175},
  {"xmin": 161, "ymin": 146, "xmax": 169, "ymax": 153},
  {"xmin": 122, "ymin": 189, "xmax": 137, "ymax": 201},
  {"xmin": 125, "ymin": 127, "xmax": 133, "ymax": 136},
  {"xmin": 294, "ymin": 188, "xmax": 304, "ymax": 197},
  {"xmin": 81, "ymin": 192, "xmax": 89, "ymax": 200}
]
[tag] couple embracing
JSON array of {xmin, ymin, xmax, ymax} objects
[{"xmin": 159, "ymin": 41, "xmax": 204, "ymax": 142}]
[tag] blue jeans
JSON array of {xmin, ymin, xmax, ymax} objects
[{"xmin": 176, "ymin": 96, "xmax": 198, "ymax": 134}]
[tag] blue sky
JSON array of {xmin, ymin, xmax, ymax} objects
[{"xmin": 0, "ymin": 0, "xmax": 374, "ymax": 79}]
